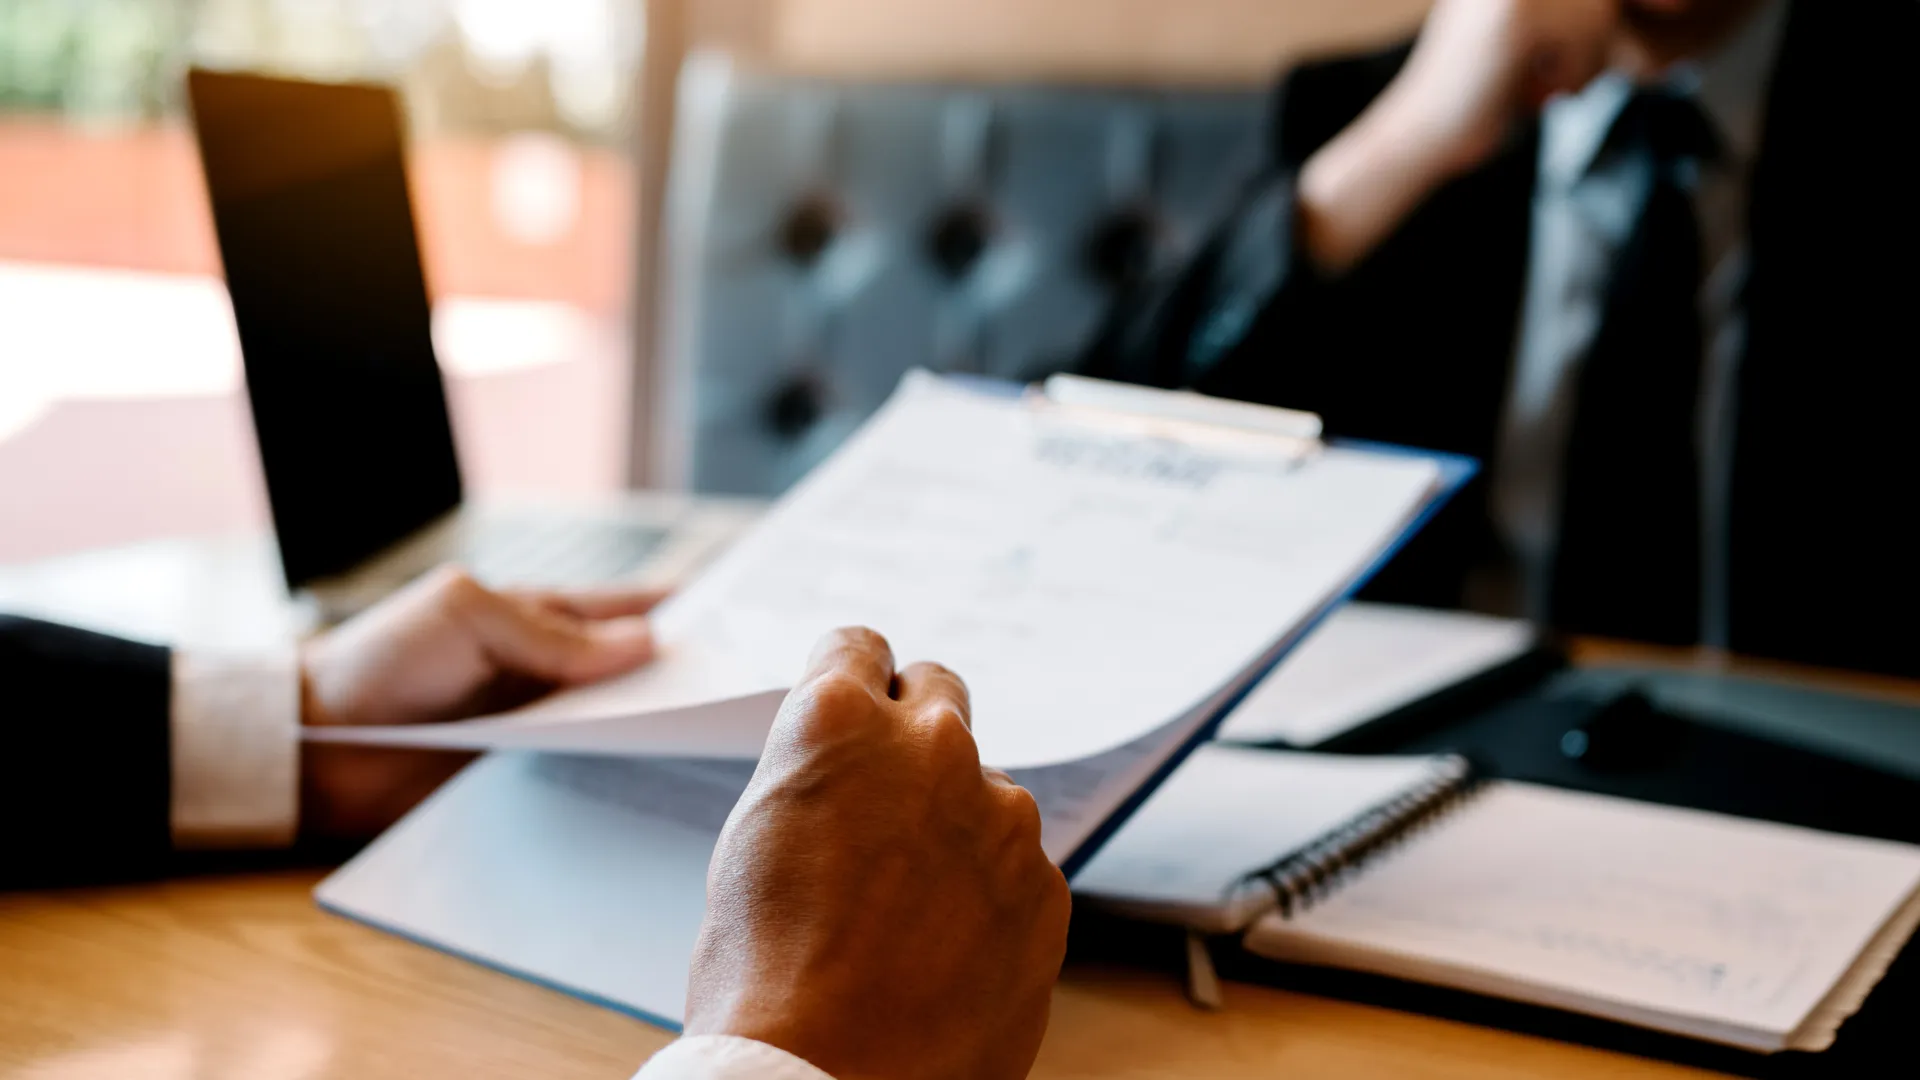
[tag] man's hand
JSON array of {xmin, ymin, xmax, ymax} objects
[
  {"xmin": 298, "ymin": 567, "xmax": 665, "ymax": 840},
  {"xmin": 1380, "ymin": 0, "xmax": 1620, "ymax": 179},
  {"xmin": 685, "ymin": 627, "xmax": 1071, "ymax": 1080},
  {"xmin": 1299, "ymin": 0, "xmax": 1619, "ymax": 271}
]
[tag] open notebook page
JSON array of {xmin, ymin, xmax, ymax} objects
[{"xmin": 1245, "ymin": 782, "xmax": 1920, "ymax": 1052}]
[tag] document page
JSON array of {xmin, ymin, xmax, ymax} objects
[
  {"xmin": 509, "ymin": 747, "xmax": 1188, "ymax": 868},
  {"xmin": 311, "ymin": 373, "xmax": 1444, "ymax": 770},
  {"xmin": 1216, "ymin": 604, "xmax": 1537, "ymax": 746},
  {"xmin": 1250, "ymin": 782, "xmax": 1920, "ymax": 1049}
]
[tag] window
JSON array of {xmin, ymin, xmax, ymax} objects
[{"xmin": 0, "ymin": 0, "xmax": 644, "ymax": 560}]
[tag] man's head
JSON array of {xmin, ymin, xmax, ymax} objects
[{"xmin": 1614, "ymin": 0, "xmax": 1768, "ymax": 74}]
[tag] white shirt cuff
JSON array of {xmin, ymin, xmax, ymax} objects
[
  {"xmin": 169, "ymin": 649, "xmax": 301, "ymax": 849},
  {"xmin": 633, "ymin": 1035, "xmax": 836, "ymax": 1080}
]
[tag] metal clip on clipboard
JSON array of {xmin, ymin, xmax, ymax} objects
[{"xmin": 1033, "ymin": 374, "xmax": 1326, "ymax": 465}]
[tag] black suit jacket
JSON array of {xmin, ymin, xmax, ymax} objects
[
  {"xmin": 1, "ymin": 616, "xmax": 175, "ymax": 887},
  {"xmin": 1083, "ymin": 0, "xmax": 1918, "ymax": 677}
]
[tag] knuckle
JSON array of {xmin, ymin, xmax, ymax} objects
[
  {"xmin": 920, "ymin": 699, "xmax": 969, "ymax": 732},
  {"xmin": 830, "ymin": 625, "xmax": 890, "ymax": 654},
  {"xmin": 780, "ymin": 674, "xmax": 892, "ymax": 750},
  {"xmin": 922, "ymin": 662, "xmax": 972, "ymax": 713},
  {"xmin": 906, "ymin": 659, "xmax": 963, "ymax": 688},
  {"xmin": 1042, "ymin": 867, "xmax": 1073, "ymax": 923},
  {"xmin": 945, "ymin": 665, "xmax": 972, "ymax": 701},
  {"xmin": 999, "ymin": 783, "xmax": 1045, "ymax": 847},
  {"xmin": 795, "ymin": 670, "xmax": 878, "ymax": 725},
  {"xmin": 1037, "ymin": 855, "xmax": 1070, "ymax": 899},
  {"xmin": 923, "ymin": 706, "xmax": 980, "ymax": 762}
]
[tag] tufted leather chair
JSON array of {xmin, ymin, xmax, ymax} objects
[{"xmin": 655, "ymin": 52, "xmax": 1268, "ymax": 496}]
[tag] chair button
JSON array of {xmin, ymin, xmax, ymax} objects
[
  {"xmin": 1083, "ymin": 207, "xmax": 1160, "ymax": 289},
  {"xmin": 764, "ymin": 373, "xmax": 826, "ymax": 440},
  {"xmin": 779, "ymin": 197, "xmax": 841, "ymax": 266},
  {"xmin": 926, "ymin": 202, "xmax": 994, "ymax": 279}
]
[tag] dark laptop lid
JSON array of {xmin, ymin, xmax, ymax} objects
[{"xmin": 187, "ymin": 68, "xmax": 463, "ymax": 589}]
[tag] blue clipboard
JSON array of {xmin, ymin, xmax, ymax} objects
[{"xmin": 317, "ymin": 372, "xmax": 1479, "ymax": 1030}]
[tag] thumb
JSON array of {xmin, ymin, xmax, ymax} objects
[{"xmin": 461, "ymin": 585, "xmax": 657, "ymax": 686}]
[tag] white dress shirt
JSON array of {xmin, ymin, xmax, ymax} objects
[
  {"xmin": 168, "ymin": 650, "xmax": 301, "ymax": 848},
  {"xmin": 1489, "ymin": 0, "xmax": 1788, "ymax": 646},
  {"xmin": 633, "ymin": 1035, "xmax": 835, "ymax": 1080}
]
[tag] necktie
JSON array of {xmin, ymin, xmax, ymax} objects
[{"xmin": 1548, "ymin": 89, "xmax": 1719, "ymax": 645}]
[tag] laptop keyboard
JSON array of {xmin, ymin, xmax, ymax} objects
[{"xmin": 465, "ymin": 517, "xmax": 671, "ymax": 590}]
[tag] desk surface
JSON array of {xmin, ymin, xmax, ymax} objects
[
  {"xmin": 5, "ymin": 645, "xmax": 1916, "ymax": 1080},
  {"xmin": 2, "ymin": 871, "xmax": 1728, "ymax": 1080}
]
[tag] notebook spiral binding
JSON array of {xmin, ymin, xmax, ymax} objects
[{"xmin": 1256, "ymin": 755, "xmax": 1476, "ymax": 919}]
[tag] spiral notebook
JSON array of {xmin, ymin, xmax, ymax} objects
[{"xmin": 1074, "ymin": 746, "xmax": 1920, "ymax": 1053}]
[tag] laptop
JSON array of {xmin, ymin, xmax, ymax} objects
[{"xmin": 186, "ymin": 68, "xmax": 753, "ymax": 619}]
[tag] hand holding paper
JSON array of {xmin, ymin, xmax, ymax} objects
[
  {"xmin": 298, "ymin": 567, "xmax": 667, "ymax": 839},
  {"xmin": 686, "ymin": 627, "xmax": 1069, "ymax": 1080}
]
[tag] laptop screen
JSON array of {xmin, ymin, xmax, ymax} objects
[{"xmin": 188, "ymin": 68, "xmax": 463, "ymax": 589}]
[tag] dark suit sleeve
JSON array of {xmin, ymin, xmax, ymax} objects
[
  {"xmin": 1076, "ymin": 42, "xmax": 1527, "ymax": 609},
  {"xmin": 1, "ymin": 616, "xmax": 174, "ymax": 888},
  {"xmin": 1077, "ymin": 44, "xmax": 1414, "ymax": 396}
]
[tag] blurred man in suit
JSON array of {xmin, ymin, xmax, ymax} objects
[{"xmin": 1084, "ymin": 0, "xmax": 1917, "ymax": 676}]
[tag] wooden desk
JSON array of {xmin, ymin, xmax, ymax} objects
[
  {"xmin": 7, "ymin": 649, "xmax": 1916, "ymax": 1080},
  {"xmin": 1, "ymin": 872, "xmax": 1726, "ymax": 1080}
]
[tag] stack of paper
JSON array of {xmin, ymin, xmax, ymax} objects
[{"xmin": 311, "ymin": 372, "xmax": 1468, "ymax": 863}]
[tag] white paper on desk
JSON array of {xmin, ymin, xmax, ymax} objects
[
  {"xmin": 1216, "ymin": 604, "xmax": 1537, "ymax": 746},
  {"xmin": 308, "ymin": 372, "xmax": 1443, "ymax": 770}
]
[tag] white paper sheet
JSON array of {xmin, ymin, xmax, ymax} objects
[
  {"xmin": 308, "ymin": 373, "xmax": 1443, "ymax": 770},
  {"xmin": 1217, "ymin": 604, "xmax": 1537, "ymax": 746}
]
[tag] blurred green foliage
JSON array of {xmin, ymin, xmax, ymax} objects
[
  {"xmin": 0, "ymin": 0, "xmax": 195, "ymax": 121},
  {"xmin": 0, "ymin": 0, "xmax": 639, "ymax": 140}
]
